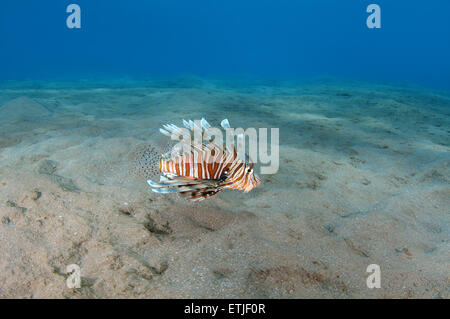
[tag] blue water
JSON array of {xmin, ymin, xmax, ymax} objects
[{"xmin": 1, "ymin": 0, "xmax": 450, "ymax": 90}]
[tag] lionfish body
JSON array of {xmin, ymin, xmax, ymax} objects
[{"xmin": 147, "ymin": 118, "xmax": 261, "ymax": 201}]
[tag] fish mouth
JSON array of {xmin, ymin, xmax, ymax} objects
[
  {"xmin": 244, "ymin": 176, "xmax": 261, "ymax": 192},
  {"xmin": 244, "ymin": 185, "xmax": 253, "ymax": 193},
  {"xmin": 254, "ymin": 175, "xmax": 262, "ymax": 188}
]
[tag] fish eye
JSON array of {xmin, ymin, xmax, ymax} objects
[{"xmin": 247, "ymin": 168, "xmax": 252, "ymax": 173}]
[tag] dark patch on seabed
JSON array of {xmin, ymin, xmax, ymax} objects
[{"xmin": 0, "ymin": 79, "xmax": 448, "ymax": 298}]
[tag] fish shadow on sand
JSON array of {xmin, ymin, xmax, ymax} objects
[{"xmin": 37, "ymin": 159, "xmax": 81, "ymax": 193}]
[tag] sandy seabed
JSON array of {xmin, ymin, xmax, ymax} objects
[{"xmin": 0, "ymin": 78, "xmax": 448, "ymax": 298}]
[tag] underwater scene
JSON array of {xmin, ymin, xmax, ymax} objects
[{"xmin": 0, "ymin": 1, "xmax": 449, "ymax": 299}]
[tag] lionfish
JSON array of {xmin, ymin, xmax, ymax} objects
[{"xmin": 146, "ymin": 118, "xmax": 261, "ymax": 201}]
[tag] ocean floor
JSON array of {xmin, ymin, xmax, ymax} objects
[{"xmin": 0, "ymin": 78, "xmax": 448, "ymax": 298}]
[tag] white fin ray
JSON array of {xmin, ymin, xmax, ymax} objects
[
  {"xmin": 182, "ymin": 119, "xmax": 193, "ymax": 130},
  {"xmin": 201, "ymin": 118, "xmax": 211, "ymax": 130},
  {"xmin": 221, "ymin": 119, "xmax": 230, "ymax": 129},
  {"xmin": 161, "ymin": 119, "xmax": 231, "ymax": 145},
  {"xmin": 159, "ymin": 128, "xmax": 171, "ymax": 137}
]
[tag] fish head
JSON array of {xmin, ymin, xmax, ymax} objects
[{"xmin": 243, "ymin": 163, "xmax": 261, "ymax": 192}]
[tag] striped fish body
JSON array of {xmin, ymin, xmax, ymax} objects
[
  {"xmin": 160, "ymin": 147, "xmax": 227, "ymax": 181},
  {"xmin": 160, "ymin": 147, "xmax": 253, "ymax": 191},
  {"xmin": 148, "ymin": 118, "xmax": 261, "ymax": 201}
]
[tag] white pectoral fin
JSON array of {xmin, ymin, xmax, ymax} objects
[
  {"xmin": 147, "ymin": 179, "xmax": 163, "ymax": 188},
  {"xmin": 152, "ymin": 187, "xmax": 181, "ymax": 193},
  {"xmin": 148, "ymin": 179, "xmax": 183, "ymax": 193},
  {"xmin": 147, "ymin": 176, "xmax": 221, "ymax": 196}
]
